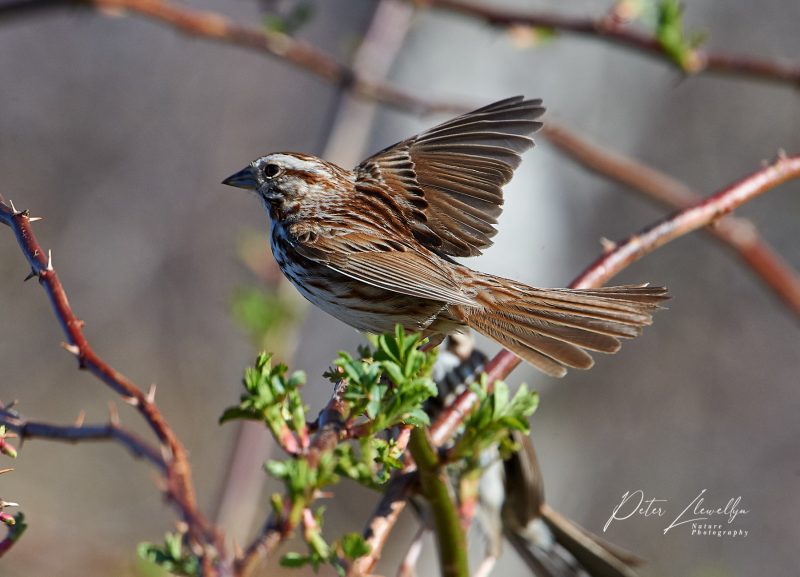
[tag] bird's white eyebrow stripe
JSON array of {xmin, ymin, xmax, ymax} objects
[{"xmin": 258, "ymin": 154, "xmax": 329, "ymax": 175}]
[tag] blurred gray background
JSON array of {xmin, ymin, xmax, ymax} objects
[{"xmin": 1, "ymin": 1, "xmax": 798, "ymax": 576}]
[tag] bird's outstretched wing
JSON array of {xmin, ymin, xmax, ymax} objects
[{"xmin": 355, "ymin": 96, "xmax": 544, "ymax": 257}]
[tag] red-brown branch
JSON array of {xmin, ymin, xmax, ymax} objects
[
  {"xmin": 571, "ymin": 154, "xmax": 800, "ymax": 288},
  {"xmin": 544, "ymin": 124, "xmax": 800, "ymax": 316},
  {"xmin": 234, "ymin": 516, "xmax": 285, "ymax": 577},
  {"xmin": 0, "ymin": 405, "xmax": 165, "ymax": 471},
  {"xmin": 349, "ymin": 473, "xmax": 416, "ymax": 577},
  {"xmin": 0, "ymin": 199, "xmax": 222, "ymax": 556},
  {"xmin": 3, "ymin": 0, "xmax": 797, "ymax": 90},
  {"xmin": 354, "ymin": 153, "xmax": 800, "ymax": 572},
  {"xmin": 0, "ymin": 0, "xmax": 468, "ymax": 115},
  {"xmin": 422, "ymin": 0, "xmax": 800, "ymax": 87}
]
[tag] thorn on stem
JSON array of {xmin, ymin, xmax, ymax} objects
[
  {"xmin": 61, "ymin": 342, "xmax": 81, "ymax": 357},
  {"xmin": 123, "ymin": 395, "xmax": 140, "ymax": 407},
  {"xmin": 23, "ymin": 269, "xmax": 37, "ymax": 282},
  {"xmin": 47, "ymin": 249, "xmax": 53, "ymax": 271},
  {"xmin": 146, "ymin": 384, "xmax": 157, "ymax": 403},
  {"xmin": 160, "ymin": 444, "xmax": 173, "ymax": 463},
  {"xmin": 27, "ymin": 216, "xmax": 43, "ymax": 223},
  {"xmin": 8, "ymin": 199, "xmax": 18, "ymax": 214},
  {"xmin": 108, "ymin": 402, "xmax": 120, "ymax": 426},
  {"xmin": 74, "ymin": 410, "xmax": 86, "ymax": 427},
  {"xmin": 600, "ymin": 236, "xmax": 617, "ymax": 253}
]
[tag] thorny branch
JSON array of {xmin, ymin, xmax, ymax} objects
[
  {"xmin": 352, "ymin": 153, "xmax": 800, "ymax": 573},
  {"xmin": 544, "ymin": 125, "xmax": 800, "ymax": 317},
  {"xmin": 0, "ymin": 404, "xmax": 165, "ymax": 470},
  {"xmin": 0, "ymin": 199, "xmax": 222, "ymax": 565}
]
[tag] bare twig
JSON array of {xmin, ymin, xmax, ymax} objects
[
  {"xmin": 0, "ymin": 0, "xmax": 466, "ymax": 115},
  {"xmin": 354, "ymin": 154, "xmax": 800, "ymax": 570},
  {"xmin": 234, "ymin": 516, "xmax": 284, "ymax": 577},
  {"xmin": 421, "ymin": 0, "xmax": 800, "ymax": 87},
  {"xmin": 0, "ymin": 405, "xmax": 165, "ymax": 470},
  {"xmin": 571, "ymin": 153, "xmax": 800, "ymax": 288},
  {"xmin": 0, "ymin": 199, "xmax": 221, "ymax": 557},
  {"xmin": 350, "ymin": 473, "xmax": 416, "ymax": 577}
]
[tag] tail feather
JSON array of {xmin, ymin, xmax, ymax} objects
[
  {"xmin": 510, "ymin": 307, "xmax": 643, "ymax": 340},
  {"xmin": 470, "ymin": 312, "xmax": 594, "ymax": 376},
  {"xmin": 457, "ymin": 276, "xmax": 668, "ymax": 377}
]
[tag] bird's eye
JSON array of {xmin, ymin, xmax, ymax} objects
[{"xmin": 263, "ymin": 163, "xmax": 281, "ymax": 179}]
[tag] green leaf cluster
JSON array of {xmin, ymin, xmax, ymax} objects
[
  {"xmin": 655, "ymin": 0, "xmax": 706, "ymax": 70},
  {"xmin": 451, "ymin": 377, "xmax": 539, "ymax": 462},
  {"xmin": 263, "ymin": 1, "xmax": 315, "ymax": 35},
  {"xmin": 334, "ymin": 326, "xmax": 438, "ymax": 431},
  {"xmin": 216, "ymin": 326, "xmax": 544, "ymax": 577},
  {"xmin": 220, "ymin": 326, "xmax": 438, "ymax": 575},
  {"xmin": 280, "ymin": 530, "xmax": 371, "ymax": 576},
  {"xmin": 219, "ymin": 353, "xmax": 307, "ymax": 448},
  {"xmin": 137, "ymin": 532, "xmax": 199, "ymax": 577}
]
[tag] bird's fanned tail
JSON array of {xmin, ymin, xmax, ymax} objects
[{"xmin": 453, "ymin": 275, "xmax": 668, "ymax": 377}]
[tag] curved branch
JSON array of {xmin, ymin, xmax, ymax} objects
[
  {"xmin": 571, "ymin": 153, "xmax": 800, "ymax": 288},
  {"xmin": 0, "ymin": 405, "xmax": 165, "ymax": 471},
  {"xmin": 0, "ymin": 0, "xmax": 467, "ymax": 115},
  {"xmin": 0, "ymin": 199, "xmax": 221, "ymax": 554},
  {"xmin": 423, "ymin": 0, "xmax": 800, "ymax": 87},
  {"xmin": 543, "ymin": 124, "xmax": 800, "ymax": 317}
]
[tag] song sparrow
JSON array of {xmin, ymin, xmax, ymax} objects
[{"xmin": 223, "ymin": 96, "xmax": 667, "ymax": 377}]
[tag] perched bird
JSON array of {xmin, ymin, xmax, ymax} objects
[{"xmin": 223, "ymin": 96, "xmax": 666, "ymax": 377}]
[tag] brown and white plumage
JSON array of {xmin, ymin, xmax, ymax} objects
[{"xmin": 224, "ymin": 96, "xmax": 667, "ymax": 377}]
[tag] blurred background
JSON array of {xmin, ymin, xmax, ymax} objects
[{"xmin": 1, "ymin": 0, "xmax": 799, "ymax": 576}]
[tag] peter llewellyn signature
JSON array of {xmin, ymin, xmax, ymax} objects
[{"xmin": 604, "ymin": 489, "xmax": 750, "ymax": 536}]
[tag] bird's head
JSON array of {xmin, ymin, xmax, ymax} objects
[{"xmin": 223, "ymin": 153, "xmax": 349, "ymax": 217}]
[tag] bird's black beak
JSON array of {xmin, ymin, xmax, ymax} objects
[{"xmin": 222, "ymin": 166, "xmax": 257, "ymax": 190}]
